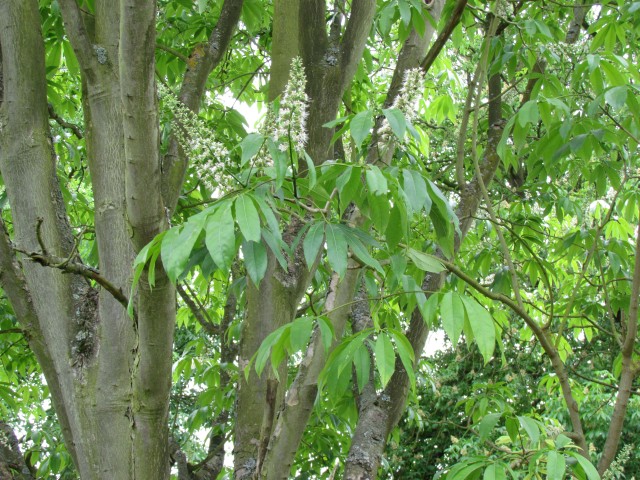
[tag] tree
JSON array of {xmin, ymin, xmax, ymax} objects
[{"xmin": 0, "ymin": 0, "xmax": 639, "ymax": 479}]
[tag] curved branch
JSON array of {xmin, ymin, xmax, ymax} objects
[{"xmin": 13, "ymin": 246, "xmax": 130, "ymax": 311}]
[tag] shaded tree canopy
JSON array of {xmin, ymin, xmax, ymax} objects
[{"xmin": 0, "ymin": 0, "xmax": 639, "ymax": 479}]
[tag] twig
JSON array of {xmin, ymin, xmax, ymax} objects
[
  {"xmin": 13, "ymin": 246, "xmax": 129, "ymax": 311},
  {"xmin": 48, "ymin": 104, "xmax": 83, "ymax": 139},
  {"xmin": 176, "ymin": 283, "xmax": 217, "ymax": 335},
  {"xmin": 155, "ymin": 42, "xmax": 189, "ymax": 64}
]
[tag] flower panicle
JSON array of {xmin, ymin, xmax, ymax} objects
[{"xmin": 157, "ymin": 83, "xmax": 233, "ymax": 193}]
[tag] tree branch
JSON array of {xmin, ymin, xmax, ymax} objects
[
  {"xmin": 47, "ymin": 104, "xmax": 84, "ymax": 139},
  {"xmin": 597, "ymin": 212, "xmax": 640, "ymax": 473},
  {"xmin": 13, "ymin": 246, "xmax": 130, "ymax": 311},
  {"xmin": 421, "ymin": 0, "xmax": 468, "ymax": 74}
]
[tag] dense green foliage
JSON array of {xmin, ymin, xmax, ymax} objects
[{"xmin": 1, "ymin": 0, "xmax": 639, "ymax": 478}]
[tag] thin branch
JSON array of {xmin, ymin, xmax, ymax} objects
[
  {"xmin": 156, "ymin": 42, "xmax": 189, "ymax": 64},
  {"xmin": 13, "ymin": 247, "xmax": 129, "ymax": 311},
  {"xmin": 0, "ymin": 328, "xmax": 23, "ymax": 335},
  {"xmin": 421, "ymin": 0, "xmax": 468, "ymax": 74},
  {"xmin": 176, "ymin": 283, "xmax": 217, "ymax": 335},
  {"xmin": 48, "ymin": 104, "xmax": 84, "ymax": 139}
]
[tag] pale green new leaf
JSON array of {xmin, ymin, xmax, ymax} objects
[
  {"xmin": 483, "ymin": 463, "xmax": 506, "ymax": 480},
  {"xmin": 517, "ymin": 416, "xmax": 540, "ymax": 446}
]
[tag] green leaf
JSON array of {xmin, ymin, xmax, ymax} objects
[
  {"xmin": 518, "ymin": 100, "xmax": 539, "ymax": 127},
  {"xmin": 350, "ymin": 110, "xmax": 374, "ymax": 147},
  {"xmin": 240, "ymin": 133, "xmax": 265, "ymax": 165},
  {"xmin": 604, "ymin": 86, "xmax": 627, "ymax": 110},
  {"xmin": 289, "ymin": 317, "xmax": 314, "ymax": 352},
  {"xmin": 205, "ymin": 203, "xmax": 235, "ymax": 272},
  {"xmin": 398, "ymin": 0, "xmax": 411, "ymax": 25},
  {"xmin": 386, "ymin": 204, "xmax": 406, "ymax": 250},
  {"xmin": 517, "ymin": 416, "xmax": 540, "ymax": 446},
  {"xmin": 303, "ymin": 151, "xmax": 317, "ymax": 188},
  {"xmin": 383, "ymin": 108, "xmax": 407, "ymax": 139},
  {"xmin": 441, "ymin": 292, "xmax": 464, "ymax": 346},
  {"xmin": 547, "ymin": 451, "xmax": 566, "ymax": 480},
  {"xmin": 483, "ymin": 463, "xmax": 506, "ymax": 480},
  {"xmin": 388, "ymin": 328, "xmax": 416, "ymax": 391},
  {"xmin": 234, "ymin": 195, "xmax": 261, "ymax": 242},
  {"xmin": 353, "ymin": 344, "xmax": 371, "ymax": 393},
  {"xmin": 407, "ymin": 248, "xmax": 446, "ymax": 273},
  {"xmin": 161, "ymin": 219, "xmax": 203, "ymax": 283},
  {"xmin": 325, "ymin": 223, "xmax": 348, "ymax": 278},
  {"xmin": 254, "ymin": 325, "xmax": 287, "ymax": 377},
  {"xmin": 478, "ymin": 413, "xmax": 502, "ymax": 441},
  {"xmin": 368, "ymin": 193, "xmax": 390, "ymax": 232},
  {"xmin": 375, "ymin": 333, "xmax": 395, "ymax": 387},
  {"xmin": 402, "ymin": 169, "xmax": 428, "ymax": 213},
  {"xmin": 365, "ymin": 165, "xmax": 388, "ymax": 196},
  {"xmin": 317, "ymin": 316, "xmax": 335, "ymax": 353},
  {"xmin": 303, "ymin": 222, "xmax": 325, "ymax": 269},
  {"xmin": 460, "ymin": 296, "xmax": 496, "ymax": 364},
  {"xmin": 338, "ymin": 225, "xmax": 383, "ymax": 273},
  {"xmin": 572, "ymin": 454, "xmax": 600, "ymax": 480},
  {"xmin": 506, "ymin": 416, "xmax": 519, "ymax": 443},
  {"xmin": 243, "ymin": 240, "xmax": 267, "ymax": 286}
]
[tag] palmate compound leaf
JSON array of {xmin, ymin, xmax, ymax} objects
[
  {"xmin": 460, "ymin": 296, "xmax": 496, "ymax": 364},
  {"xmin": 319, "ymin": 329, "xmax": 372, "ymax": 397}
]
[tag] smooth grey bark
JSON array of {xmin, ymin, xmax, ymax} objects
[
  {"xmin": 0, "ymin": 1, "xmax": 95, "ymax": 474},
  {"xmin": 0, "ymin": 0, "xmax": 183, "ymax": 477}
]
